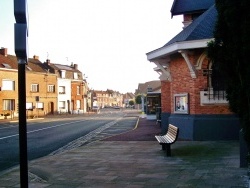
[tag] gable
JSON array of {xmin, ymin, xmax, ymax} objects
[
  {"xmin": 166, "ymin": 5, "xmax": 216, "ymax": 47},
  {"xmin": 147, "ymin": 5, "xmax": 217, "ymax": 61}
]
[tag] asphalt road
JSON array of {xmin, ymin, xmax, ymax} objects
[{"xmin": 0, "ymin": 109, "xmax": 138, "ymax": 172}]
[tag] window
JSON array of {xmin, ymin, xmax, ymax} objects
[
  {"xmin": 73, "ymin": 72, "xmax": 78, "ymax": 79},
  {"xmin": 61, "ymin": 70, "xmax": 66, "ymax": 78},
  {"xmin": 3, "ymin": 99, "xmax": 15, "ymax": 110},
  {"xmin": 26, "ymin": 102, "xmax": 33, "ymax": 110},
  {"xmin": 205, "ymin": 61, "xmax": 227, "ymax": 100},
  {"xmin": 77, "ymin": 86, "xmax": 80, "ymax": 95},
  {"xmin": 76, "ymin": 100, "xmax": 81, "ymax": 109},
  {"xmin": 59, "ymin": 86, "xmax": 66, "ymax": 94},
  {"xmin": 36, "ymin": 102, "xmax": 44, "ymax": 109},
  {"xmin": 48, "ymin": 85, "xmax": 55, "ymax": 93},
  {"xmin": 2, "ymin": 80, "xmax": 15, "ymax": 91},
  {"xmin": 31, "ymin": 84, "xmax": 39, "ymax": 92},
  {"xmin": 59, "ymin": 101, "xmax": 66, "ymax": 109}
]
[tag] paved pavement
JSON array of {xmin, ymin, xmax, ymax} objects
[{"xmin": 0, "ymin": 115, "xmax": 249, "ymax": 187}]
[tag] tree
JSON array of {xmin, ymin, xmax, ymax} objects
[
  {"xmin": 135, "ymin": 95, "xmax": 142, "ymax": 104},
  {"xmin": 207, "ymin": 0, "xmax": 250, "ymax": 148},
  {"xmin": 135, "ymin": 94, "xmax": 146, "ymax": 104},
  {"xmin": 129, "ymin": 100, "xmax": 134, "ymax": 106}
]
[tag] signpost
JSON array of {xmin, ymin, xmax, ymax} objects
[{"xmin": 14, "ymin": 0, "xmax": 29, "ymax": 187}]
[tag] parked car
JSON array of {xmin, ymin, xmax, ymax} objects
[
  {"xmin": 113, "ymin": 106, "xmax": 120, "ymax": 109},
  {"xmin": 92, "ymin": 106, "xmax": 99, "ymax": 111}
]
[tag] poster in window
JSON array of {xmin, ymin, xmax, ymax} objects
[{"xmin": 174, "ymin": 93, "xmax": 189, "ymax": 114}]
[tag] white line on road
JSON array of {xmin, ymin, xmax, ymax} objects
[{"xmin": 0, "ymin": 119, "xmax": 87, "ymax": 141}]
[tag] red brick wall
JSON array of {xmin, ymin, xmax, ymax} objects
[
  {"xmin": 71, "ymin": 81, "xmax": 83, "ymax": 110},
  {"xmin": 161, "ymin": 80, "xmax": 171, "ymax": 113},
  {"xmin": 164, "ymin": 51, "xmax": 232, "ymax": 115}
]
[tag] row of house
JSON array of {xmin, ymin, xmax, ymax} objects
[
  {"xmin": 0, "ymin": 48, "xmax": 134, "ymax": 119},
  {"xmin": 146, "ymin": 0, "xmax": 239, "ymax": 141},
  {"xmin": 92, "ymin": 90, "xmax": 124, "ymax": 108},
  {"xmin": 0, "ymin": 48, "xmax": 89, "ymax": 119}
]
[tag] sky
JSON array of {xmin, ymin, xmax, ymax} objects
[{"xmin": 0, "ymin": 0, "xmax": 183, "ymax": 93}]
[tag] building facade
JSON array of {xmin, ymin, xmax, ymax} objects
[
  {"xmin": 146, "ymin": 0, "xmax": 239, "ymax": 140},
  {"xmin": 0, "ymin": 47, "xmax": 88, "ymax": 118}
]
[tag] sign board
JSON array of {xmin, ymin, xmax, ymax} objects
[{"xmin": 14, "ymin": 0, "xmax": 29, "ymax": 63}]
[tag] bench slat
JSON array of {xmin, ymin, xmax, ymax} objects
[
  {"xmin": 155, "ymin": 124, "xmax": 178, "ymax": 144},
  {"xmin": 155, "ymin": 124, "xmax": 179, "ymax": 156}
]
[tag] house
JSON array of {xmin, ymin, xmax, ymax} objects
[
  {"xmin": 92, "ymin": 89, "xmax": 123, "ymax": 108},
  {"xmin": 106, "ymin": 89, "xmax": 123, "ymax": 107},
  {"xmin": 26, "ymin": 56, "xmax": 58, "ymax": 117},
  {"xmin": 92, "ymin": 90, "xmax": 108, "ymax": 108},
  {"xmin": 0, "ymin": 48, "xmax": 58, "ymax": 118},
  {"xmin": 44, "ymin": 60, "xmax": 87, "ymax": 114},
  {"xmin": 123, "ymin": 92, "xmax": 135, "ymax": 107},
  {"xmin": 146, "ymin": 0, "xmax": 239, "ymax": 140},
  {"xmin": 0, "ymin": 48, "xmax": 18, "ymax": 119}
]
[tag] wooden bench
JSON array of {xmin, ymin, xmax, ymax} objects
[{"xmin": 155, "ymin": 124, "xmax": 179, "ymax": 156}]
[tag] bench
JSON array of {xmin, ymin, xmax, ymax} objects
[{"xmin": 155, "ymin": 124, "xmax": 179, "ymax": 156}]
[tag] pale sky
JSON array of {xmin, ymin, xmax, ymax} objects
[{"xmin": 0, "ymin": 0, "xmax": 182, "ymax": 93}]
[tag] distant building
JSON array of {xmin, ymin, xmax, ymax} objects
[
  {"xmin": 136, "ymin": 80, "xmax": 161, "ymax": 119},
  {"xmin": 123, "ymin": 92, "xmax": 135, "ymax": 107},
  {"xmin": 92, "ymin": 89, "xmax": 123, "ymax": 108}
]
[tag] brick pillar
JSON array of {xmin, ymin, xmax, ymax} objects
[{"xmin": 161, "ymin": 80, "xmax": 171, "ymax": 113}]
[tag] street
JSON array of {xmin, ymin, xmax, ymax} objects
[{"xmin": 0, "ymin": 108, "xmax": 139, "ymax": 172}]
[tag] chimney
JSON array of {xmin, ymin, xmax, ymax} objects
[
  {"xmin": 74, "ymin": 64, "xmax": 78, "ymax": 70},
  {"xmin": 182, "ymin": 14, "xmax": 193, "ymax": 29},
  {"xmin": 0, "ymin": 48, "xmax": 7, "ymax": 56},
  {"xmin": 45, "ymin": 59, "xmax": 51, "ymax": 65},
  {"xmin": 33, "ymin": 55, "xmax": 39, "ymax": 60}
]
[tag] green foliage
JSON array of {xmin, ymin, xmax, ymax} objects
[
  {"xmin": 207, "ymin": 0, "xmax": 250, "ymax": 144},
  {"xmin": 135, "ymin": 95, "xmax": 142, "ymax": 104},
  {"xmin": 135, "ymin": 94, "xmax": 146, "ymax": 104},
  {"xmin": 129, "ymin": 100, "xmax": 134, "ymax": 106}
]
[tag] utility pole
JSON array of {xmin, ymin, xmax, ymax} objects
[{"xmin": 14, "ymin": 0, "xmax": 29, "ymax": 187}]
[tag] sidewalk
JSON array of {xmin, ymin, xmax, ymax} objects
[{"xmin": 0, "ymin": 117, "xmax": 248, "ymax": 187}]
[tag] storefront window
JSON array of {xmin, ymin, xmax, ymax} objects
[{"xmin": 146, "ymin": 94, "xmax": 161, "ymax": 115}]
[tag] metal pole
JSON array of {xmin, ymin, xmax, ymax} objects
[
  {"xmin": 14, "ymin": 0, "xmax": 29, "ymax": 186},
  {"xmin": 18, "ymin": 60, "xmax": 28, "ymax": 188},
  {"xmin": 141, "ymin": 95, "xmax": 144, "ymax": 112}
]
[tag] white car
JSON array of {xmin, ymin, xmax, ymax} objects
[{"xmin": 92, "ymin": 106, "xmax": 99, "ymax": 111}]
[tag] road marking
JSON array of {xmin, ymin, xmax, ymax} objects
[
  {"xmin": 0, "ymin": 133, "xmax": 19, "ymax": 140},
  {"xmin": 49, "ymin": 117, "xmax": 123, "ymax": 155},
  {"xmin": 0, "ymin": 119, "xmax": 87, "ymax": 141}
]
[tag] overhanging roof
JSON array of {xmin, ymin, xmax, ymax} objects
[
  {"xmin": 147, "ymin": 4, "xmax": 216, "ymax": 61},
  {"xmin": 147, "ymin": 39, "xmax": 212, "ymax": 61},
  {"xmin": 171, "ymin": 0, "xmax": 215, "ymax": 17}
]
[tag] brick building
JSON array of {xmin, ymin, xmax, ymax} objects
[
  {"xmin": 146, "ymin": 0, "xmax": 239, "ymax": 140},
  {"xmin": 43, "ymin": 60, "xmax": 87, "ymax": 114},
  {"xmin": 0, "ymin": 48, "xmax": 58, "ymax": 118},
  {"xmin": 26, "ymin": 56, "xmax": 58, "ymax": 117},
  {"xmin": 0, "ymin": 48, "xmax": 18, "ymax": 118},
  {"xmin": 92, "ymin": 90, "xmax": 123, "ymax": 108},
  {"xmin": 0, "ymin": 47, "xmax": 88, "ymax": 118}
]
